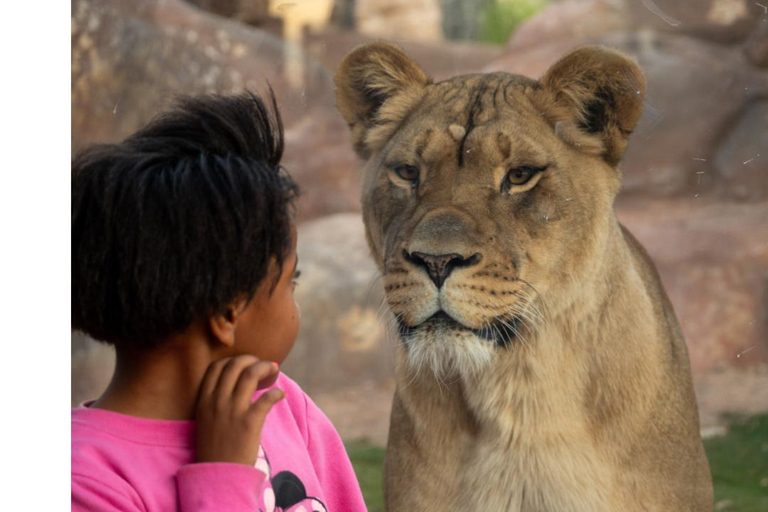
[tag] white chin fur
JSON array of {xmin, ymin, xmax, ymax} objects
[{"xmin": 404, "ymin": 325, "xmax": 495, "ymax": 380}]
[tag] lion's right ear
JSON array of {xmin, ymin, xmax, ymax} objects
[
  {"xmin": 335, "ymin": 42, "xmax": 431, "ymax": 159},
  {"xmin": 537, "ymin": 46, "xmax": 646, "ymax": 167}
]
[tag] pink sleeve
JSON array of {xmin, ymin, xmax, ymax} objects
[
  {"xmin": 72, "ymin": 474, "xmax": 145, "ymax": 511},
  {"xmin": 176, "ymin": 463, "xmax": 268, "ymax": 512},
  {"xmin": 304, "ymin": 395, "xmax": 368, "ymax": 512}
]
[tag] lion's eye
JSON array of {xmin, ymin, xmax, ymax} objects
[
  {"xmin": 394, "ymin": 165, "xmax": 420, "ymax": 186},
  {"xmin": 503, "ymin": 166, "xmax": 545, "ymax": 190}
]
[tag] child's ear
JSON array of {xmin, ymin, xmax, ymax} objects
[
  {"xmin": 208, "ymin": 306, "xmax": 240, "ymax": 348},
  {"xmin": 335, "ymin": 42, "xmax": 431, "ymax": 159}
]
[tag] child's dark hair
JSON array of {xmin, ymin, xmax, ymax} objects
[{"xmin": 72, "ymin": 90, "xmax": 299, "ymax": 349}]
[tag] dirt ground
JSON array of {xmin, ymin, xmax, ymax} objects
[
  {"xmin": 313, "ymin": 366, "xmax": 768, "ymax": 446},
  {"xmin": 312, "ymin": 379, "xmax": 396, "ymax": 446}
]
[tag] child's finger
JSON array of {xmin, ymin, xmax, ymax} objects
[
  {"xmin": 247, "ymin": 388, "xmax": 285, "ymax": 426},
  {"xmin": 211, "ymin": 355, "xmax": 260, "ymax": 403},
  {"xmin": 232, "ymin": 361, "xmax": 277, "ymax": 408},
  {"xmin": 256, "ymin": 368, "xmax": 280, "ymax": 391},
  {"xmin": 198, "ymin": 357, "xmax": 233, "ymax": 403}
]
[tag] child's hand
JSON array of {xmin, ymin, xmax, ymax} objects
[{"xmin": 195, "ymin": 355, "xmax": 284, "ymax": 466}]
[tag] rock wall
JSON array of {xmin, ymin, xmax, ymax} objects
[{"xmin": 72, "ymin": 0, "xmax": 767, "ymax": 410}]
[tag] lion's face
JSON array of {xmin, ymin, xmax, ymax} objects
[{"xmin": 336, "ymin": 45, "xmax": 645, "ymax": 376}]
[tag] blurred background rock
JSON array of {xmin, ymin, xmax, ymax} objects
[{"xmin": 73, "ymin": 0, "xmax": 767, "ymax": 445}]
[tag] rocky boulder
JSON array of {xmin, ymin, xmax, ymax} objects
[
  {"xmin": 616, "ymin": 197, "xmax": 768, "ymax": 372},
  {"xmin": 506, "ymin": 0, "xmax": 629, "ymax": 50},
  {"xmin": 355, "ymin": 0, "xmax": 442, "ymax": 42},
  {"xmin": 302, "ymin": 28, "xmax": 503, "ymax": 82},
  {"xmin": 282, "ymin": 213, "xmax": 396, "ymax": 394},
  {"xmin": 624, "ymin": 0, "xmax": 762, "ymax": 44}
]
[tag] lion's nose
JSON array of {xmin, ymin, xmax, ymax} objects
[{"xmin": 404, "ymin": 250, "xmax": 482, "ymax": 289}]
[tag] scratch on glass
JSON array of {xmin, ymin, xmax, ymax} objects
[
  {"xmin": 743, "ymin": 154, "xmax": 759, "ymax": 164},
  {"xmin": 640, "ymin": 0, "xmax": 682, "ymax": 26},
  {"xmin": 736, "ymin": 346, "xmax": 756, "ymax": 358}
]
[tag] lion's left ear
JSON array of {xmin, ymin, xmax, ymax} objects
[{"xmin": 538, "ymin": 46, "xmax": 646, "ymax": 167}]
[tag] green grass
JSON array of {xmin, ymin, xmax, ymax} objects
[
  {"xmin": 704, "ymin": 413, "xmax": 768, "ymax": 511},
  {"xmin": 346, "ymin": 439, "xmax": 386, "ymax": 512},
  {"xmin": 478, "ymin": 0, "xmax": 549, "ymax": 45},
  {"xmin": 347, "ymin": 414, "xmax": 768, "ymax": 511}
]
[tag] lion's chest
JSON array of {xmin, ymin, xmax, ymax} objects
[
  {"xmin": 455, "ymin": 430, "xmax": 613, "ymax": 511},
  {"xmin": 452, "ymin": 366, "xmax": 615, "ymax": 510}
]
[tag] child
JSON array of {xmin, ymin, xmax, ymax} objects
[{"xmin": 71, "ymin": 91, "xmax": 368, "ymax": 512}]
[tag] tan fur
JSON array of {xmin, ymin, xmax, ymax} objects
[{"xmin": 335, "ymin": 43, "xmax": 713, "ymax": 511}]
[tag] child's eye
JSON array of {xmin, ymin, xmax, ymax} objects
[{"xmin": 292, "ymin": 269, "xmax": 301, "ymax": 285}]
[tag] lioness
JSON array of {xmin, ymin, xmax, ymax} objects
[{"xmin": 334, "ymin": 43, "xmax": 713, "ymax": 511}]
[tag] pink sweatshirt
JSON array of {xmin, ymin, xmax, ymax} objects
[{"xmin": 71, "ymin": 373, "xmax": 367, "ymax": 511}]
